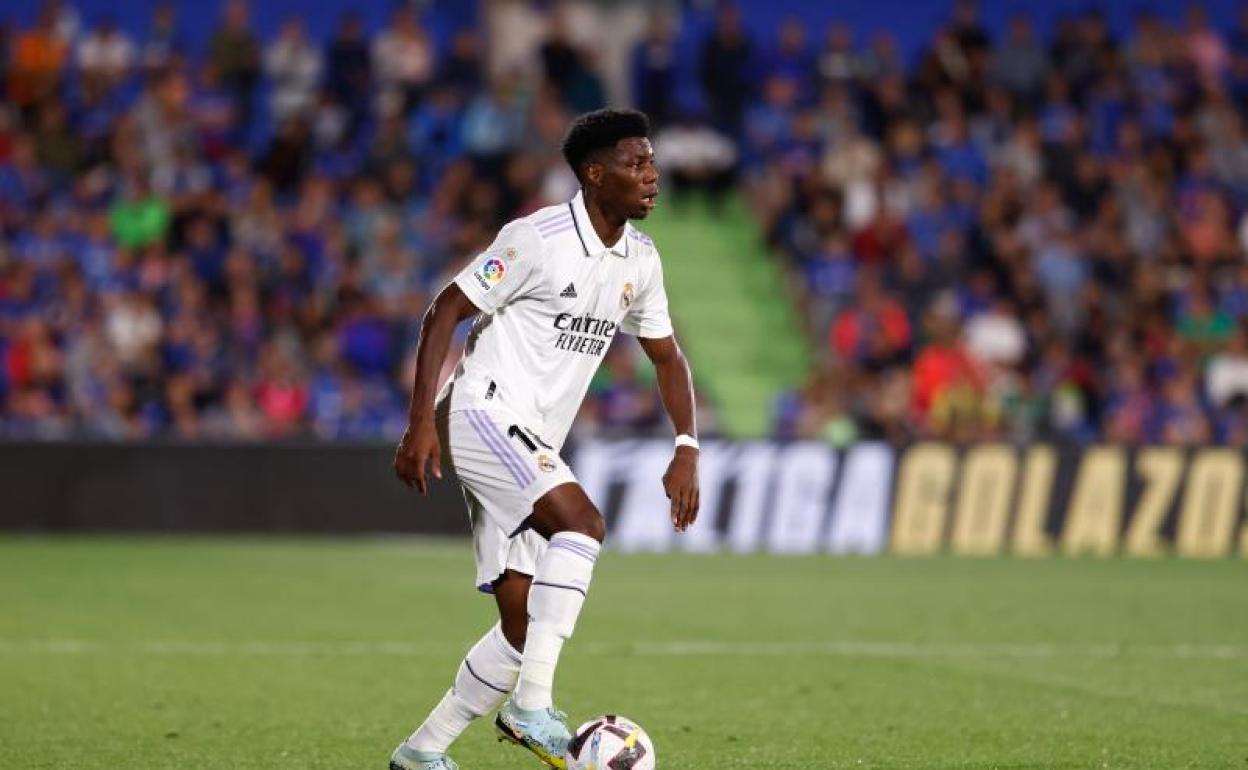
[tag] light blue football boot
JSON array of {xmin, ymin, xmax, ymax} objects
[
  {"xmin": 494, "ymin": 696, "xmax": 572, "ymax": 769},
  {"xmin": 389, "ymin": 744, "xmax": 458, "ymax": 770}
]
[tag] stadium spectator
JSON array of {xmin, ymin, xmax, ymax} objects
[
  {"xmin": 325, "ymin": 11, "xmax": 371, "ymax": 136},
  {"xmin": 264, "ymin": 17, "xmax": 322, "ymax": 124},
  {"xmin": 206, "ymin": 0, "xmax": 260, "ymax": 137},
  {"xmin": 1207, "ymin": 325, "xmax": 1248, "ymax": 407},
  {"xmin": 631, "ymin": 14, "xmax": 678, "ymax": 128},
  {"xmin": 540, "ymin": 13, "xmax": 590, "ymax": 110},
  {"xmin": 109, "ymin": 173, "xmax": 169, "ymax": 250},
  {"xmin": 988, "ymin": 14, "xmax": 1048, "ymax": 103},
  {"xmin": 139, "ymin": 1, "xmax": 181, "ymax": 76},
  {"xmin": 8, "ymin": 7, "xmax": 68, "ymax": 114},
  {"xmin": 830, "ymin": 271, "xmax": 912, "ymax": 371},
  {"xmin": 652, "ymin": 114, "xmax": 737, "ymax": 207},
  {"xmin": 77, "ymin": 17, "xmax": 135, "ymax": 94},
  {"xmin": 762, "ymin": 17, "xmax": 815, "ymax": 103},
  {"xmin": 372, "ymin": 4, "xmax": 435, "ymax": 114},
  {"xmin": 700, "ymin": 3, "xmax": 752, "ymax": 137}
]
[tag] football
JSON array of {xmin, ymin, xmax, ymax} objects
[{"xmin": 565, "ymin": 714, "xmax": 656, "ymax": 770}]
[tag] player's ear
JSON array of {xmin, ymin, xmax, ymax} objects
[{"xmin": 583, "ymin": 161, "xmax": 604, "ymax": 189}]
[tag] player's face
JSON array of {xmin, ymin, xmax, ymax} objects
[{"xmin": 600, "ymin": 137, "xmax": 659, "ymax": 220}]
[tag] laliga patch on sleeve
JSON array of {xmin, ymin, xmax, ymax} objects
[{"xmin": 472, "ymin": 255, "xmax": 507, "ymax": 291}]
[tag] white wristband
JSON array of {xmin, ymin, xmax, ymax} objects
[{"xmin": 674, "ymin": 434, "xmax": 700, "ymax": 451}]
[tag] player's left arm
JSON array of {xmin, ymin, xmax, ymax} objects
[{"xmin": 637, "ymin": 334, "xmax": 700, "ymax": 532}]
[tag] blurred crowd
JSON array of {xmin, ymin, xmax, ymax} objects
[
  {"xmin": 2, "ymin": 0, "xmax": 1248, "ymax": 447},
  {"xmin": 752, "ymin": 2, "xmax": 1248, "ymax": 445},
  {"xmin": 0, "ymin": 0, "xmax": 678, "ymax": 440}
]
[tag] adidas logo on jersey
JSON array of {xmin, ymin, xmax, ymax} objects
[{"xmin": 560, "ymin": 283, "xmax": 578, "ymax": 298}]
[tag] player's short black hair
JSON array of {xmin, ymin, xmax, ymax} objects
[{"xmin": 561, "ymin": 109, "xmax": 651, "ymax": 179}]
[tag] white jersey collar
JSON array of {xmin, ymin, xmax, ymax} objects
[{"xmin": 570, "ymin": 189, "xmax": 630, "ymax": 258}]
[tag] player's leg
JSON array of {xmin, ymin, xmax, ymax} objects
[
  {"xmin": 496, "ymin": 483, "xmax": 604, "ymax": 768},
  {"xmin": 392, "ymin": 404, "xmax": 539, "ymax": 770},
  {"xmin": 439, "ymin": 408, "xmax": 594, "ymax": 767},
  {"xmin": 514, "ymin": 481, "xmax": 604, "ymax": 709},
  {"xmin": 391, "ymin": 570, "xmax": 531, "ymax": 770},
  {"xmin": 494, "ymin": 567, "xmax": 533, "ymax": 652}
]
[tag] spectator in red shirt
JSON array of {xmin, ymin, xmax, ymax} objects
[
  {"xmin": 255, "ymin": 344, "xmax": 308, "ymax": 437},
  {"xmin": 911, "ymin": 296, "xmax": 987, "ymax": 436},
  {"xmin": 830, "ymin": 270, "xmax": 911, "ymax": 370}
]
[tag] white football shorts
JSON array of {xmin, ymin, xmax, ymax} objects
[{"xmin": 437, "ymin": 404, "xmax": 577, "ymax": 592}]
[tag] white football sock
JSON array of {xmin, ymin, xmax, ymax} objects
[
  {"xmin": 514, "ymin": 532, "xmax": 601, "ymax": 711},
  {"xmin": 407, "ymin": 622, "xmax": 522, "ymax": 754}
]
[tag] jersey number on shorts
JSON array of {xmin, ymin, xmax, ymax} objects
[{"xmin": 507, "ymin": 425, "xmax": 552, "ymax": 454}]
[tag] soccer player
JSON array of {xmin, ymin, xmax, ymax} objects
[{"xmin": 390, "ymin": 108, "xmax": 700, "ymax": 770}]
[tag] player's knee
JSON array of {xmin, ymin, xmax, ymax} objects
[
  {"xmin": 586, "ymin": 512, "xmax": 606, "ymax": 543},
  {"xmin": 569, "ymin": 506, "xmax": 605, "ymax": 543}
]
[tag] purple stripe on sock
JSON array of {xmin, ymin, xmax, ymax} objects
[
  {"xmin": 550, "ymin": 539, "xmax": 598, "ymax": 564},
  {"xmin": 475, "ymin": 411, "xmax": 535, "ymax": 486},
  {"xmin": 532, "ymin": 579, "xmax": 588, "ymax": 597},
  {"xmin": 463, "ymin": 660, "xmax": 510, "ymax": 694},
  {"xmin": 466, "ymin": 410, "xmax": 531, "ymax": 488},
  {"xmin": 551, "ymin": 534, "xmax": 600, "ymax": 557},
  {"xmin": 550, "ymin": 544, "xmax": 596, "ymax": 565},
  {"xmin": 552, "ymin": 533, "xmax": 599, "ymax": 550}
]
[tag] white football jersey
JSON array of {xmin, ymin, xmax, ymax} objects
[{"xmin": 441, "ymin": 190, "xmax": 673, "ymax": 449}]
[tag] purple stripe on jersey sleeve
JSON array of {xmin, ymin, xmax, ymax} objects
[
  {"xmin": 466, "ymin": 410, "xmax": 534, "ymax": 489},
  {"xmin": 537, "ymin": 216, "xmax": 572, "ymax": 232},
  {"xmin": 474, "ymin": 410, "xmax": 536, "ymax": 487},
  {"xmin": 537, "ymin": 223, "xmax": 575, "ymax": 239},
  {"xmin": 535, "ymin": 211, "xmax": 569, "ymax": 227},
  {"xmin": 538, "ymin": 216, "xmax": 571, "ymax": 230}
]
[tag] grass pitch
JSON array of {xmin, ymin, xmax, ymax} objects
[{"xmin": 1, "ymin": 537, "xmax": 1245, "ymax": 769}]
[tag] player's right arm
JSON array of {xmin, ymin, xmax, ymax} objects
[
  {"xmin": 394, "ymin": 220, "xmax": 542, "ymax": 494},
  {"xmin": 393, "ymin": 283, "xmax": 479, "ymax": 494}
]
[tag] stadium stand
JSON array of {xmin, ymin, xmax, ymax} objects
[
  {"xmin": 643, "ymin": 195, "xmax": 809, "ymax": 438},
  {"xmin": 2, "ymin": 0, "xmax": 1248, "ymax": 445}
]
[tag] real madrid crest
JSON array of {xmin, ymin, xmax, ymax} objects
[
  {"xmin": 537, "ymin": 454, "xmax": 557, "ymax": 473},
  {"xmin": 620, "ymin": 282, "xmax": 635, "ymax": 310}
]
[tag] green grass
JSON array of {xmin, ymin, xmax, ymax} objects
[{"xmin": 2, "ymin": 538, "xmax": 1246, "ymax": 769}]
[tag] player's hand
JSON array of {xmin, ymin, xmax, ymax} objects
[
  {"xmin": 394, "ymin": 418, "xmax": 442, "ymax": 494},
  {"xmin": 662, "ymin": 446, "xmax": 700, "ymax": 532}
]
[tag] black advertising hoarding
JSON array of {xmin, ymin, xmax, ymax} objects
[
  {"xmin": 0, "ymin": 442, "xmax": 467, "ymax": 534},
  {"xmin": 0, "ymin": 439, "xmax": 1244, "ymax": 557}
]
